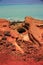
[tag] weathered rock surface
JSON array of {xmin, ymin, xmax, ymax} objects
[{"xmin": 0, "ymin": 17, "xmax": 43, "ymax": 65}]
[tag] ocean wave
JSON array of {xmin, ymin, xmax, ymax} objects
[{"xmin": 6, "ymin": 17, "xmax": 24, "ymax": 22}]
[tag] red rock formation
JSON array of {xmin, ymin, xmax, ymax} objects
[{"xmin": 0, "ymin": 17, "xmax": 43, "ymax": 65}]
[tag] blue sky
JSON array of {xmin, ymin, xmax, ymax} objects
[{"xmin": 0, "ymin": 0, "xmax": 43, "ymax": 4}]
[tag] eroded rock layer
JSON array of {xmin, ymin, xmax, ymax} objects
[{"xmin": 0, "ymin": 17, "xmax": 43, "ymax": 64}]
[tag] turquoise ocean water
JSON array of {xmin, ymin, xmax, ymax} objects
[{"xmin": 0, "ymin": 4, "xmax": 43, "ymax": 21}]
